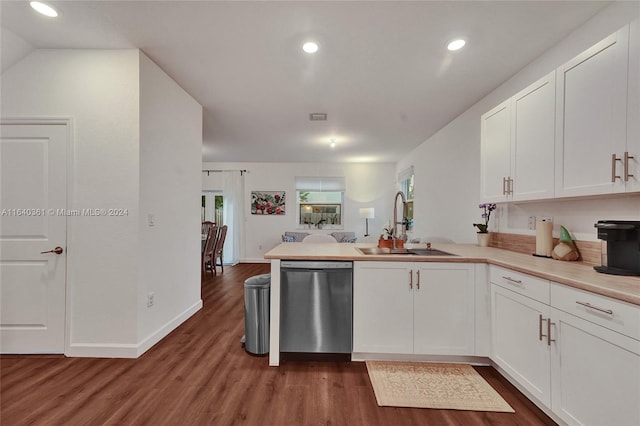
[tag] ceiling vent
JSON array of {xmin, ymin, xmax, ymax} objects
[{"xmin": 309, "ymin": 113, "xmax": 327, "ymax": 121}]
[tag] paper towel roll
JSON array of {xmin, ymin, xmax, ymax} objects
[{"xmin": 535, "ymin": 220, "xmax": 553, "ymax": 257}]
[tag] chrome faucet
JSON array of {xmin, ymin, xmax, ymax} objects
[{"xmin": 393, "ymin": 190, "xmax": 407, "ymax": 249}]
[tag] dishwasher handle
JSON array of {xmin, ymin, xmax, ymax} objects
[{"xmin": 280, "ymin": 261, "xmax": 353, "ymax": 269}]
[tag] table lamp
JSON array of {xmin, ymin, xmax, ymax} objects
[{"xmin": 359, "ymin": 208, "xmax": 375, "ymax": 237}]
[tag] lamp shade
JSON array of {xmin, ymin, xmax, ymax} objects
[{"xmin": 359, "ymin": 207, "xmax": 375, "ymax": 219}]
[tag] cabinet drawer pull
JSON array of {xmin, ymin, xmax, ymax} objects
[
  {"xmin": 612, "ymin": 153, "xmax": 622, "ymax": 182},
  {"xmin": 547, "ymin": 319, "xmax": 556, "ymax": 346},
  {"xmin": 576, "ymin": 301, "xmax": 613, "ymax": 315},
  {"xmin": 624, "ymin": 151, "xmax": 635, "ymax": 182},
  {"xmin": 416, "ymin": 270, "xmax": 420, "ymax": 290},
  {"xmin": 502, "ymin": 177, "xmax": 508, "ymax": 196},
  {"xmin": 508, "ymin": 177, "xmax": 514, "ymax": 195},
  {"xmin": 409, "ymin": 270, "xmax": 413, "ymax": 290},
  {"xmin": 539, "ymin": 314, "xmax": 547, "ymax": 341},
  {"xmin": 502, "ymin": 276, "xmax": 522, "ymax": 284}
]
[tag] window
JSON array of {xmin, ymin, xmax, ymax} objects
[
  {"xmin": 295, "ymin": 176, "xmax": 345, "ymax": 229},
  {"xmin": 398, "ymin": 166, "xmax": 414, "ymax": 230}
]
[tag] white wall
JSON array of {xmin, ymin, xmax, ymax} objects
[
  {"xmin": 203, "ymin": 162, "xmax": 396, "ymax": 261},
  {"xmin": 138, "ymin": 52, "xmax": 202, "ymax": 349},
  {"xmin": 0, "ymin": 27, "xmax": 34, "ymax": 74},
  {"xmin": 398, "ymin": 2, "xmax": 640, "ymax": 244},
  {"xmin": 1, "ymin": 49, "xmax": 202, "ymax": 357}
]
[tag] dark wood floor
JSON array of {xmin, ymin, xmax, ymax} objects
[{"xmin": 1, "ymin": 263, "xmax": 556, "ymax": 425}]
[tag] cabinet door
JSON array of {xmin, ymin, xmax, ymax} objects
[
  {"xmin": 353, "ymin": 262, "xmax": 413, "ymax": 354},
  {"xmin": 550, "ymin": 308, "xmax": 640, "ymax": 426},
  {"xmin": 481, "ymin": 100, "xmax": 512, "ymax": 202},
  {"xmin": 413, "ymin": 263, "xmax": 475, "ymax": 355},
  {"xmin": 512, "ymin": 71, "xmax": 556, "ymax": 201},
  {"xmin": 555, "ymin": 26, "xmax": 629, "ymax": 197},
  {"xmin": 491, "ymin": 285, "xmax": 551, "ymax": 406},
  {"xmin": 627, "ymin": 19, "xmax": 640, "ymax": 193}
]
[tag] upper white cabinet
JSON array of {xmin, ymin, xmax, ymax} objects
[
  {"xmin": 511, "ymin": 72, "xmax": 556, "ymax": 201},
  {"xmin": 482, "ymin": 21, "xmax": 639, "ymax": 202},
  {"xmin": 481, "ymin": 100, "xmax": 512, "ymax": 203},
  {"xmin": 555, "ymin": 26, "xmax": 631, "ymax": 197},
  {"xmin": 481, "ymin": 72, "xmax": 556, "ymax": 203},
  {"xmin": 353, "ymin": 261, "xmax": 475, "ymax": 356},
  {"xmin": 626, "ymin": 19, "xmax": 640, "ymax": 193}
]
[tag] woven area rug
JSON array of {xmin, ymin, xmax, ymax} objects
[{"xmin": 366, "ymin": 361, "xmax": 515, "ymax": 413}]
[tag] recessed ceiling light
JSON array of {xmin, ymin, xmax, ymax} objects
[
  {"xmin": 447, "ymin": 39, "xmax": 466, "ymax": 51},
  {"xmin": 303, "ymin": 42, "xmax": 319, "ymax": 54},
  {"xmin": 30, "ymin": 1, "xmax": 59, "ymax": 17},
  {"xmin": 330, "ymin": 139, "xmax": 336, "ymax": 149}
]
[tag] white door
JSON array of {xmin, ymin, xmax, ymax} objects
[
  {"xmin": 413, "ymin": 263, "xmax": 475, "ymax": 355},
  {"xmin": 555, "ymin": 26, "xmax": 629, "ymax": 197},
  {"xmin": 481, "ymin": 100, "xmax": 512, "ymax": 202},
  {"xmin": 512, "ymin": 71, "xmax": 556, "ymax": 201},
  {"xmin": 353, "ymin": 262, "xmax": 413, "ymax": 354},
  {"xmin": 550, "ymin": 307, "xmax": 640, "ymax": 426},
  {"xmin": 1, "ymin": 123, "xmax": 68, "ymax": 353},
  {"xmin": 491, "ymin": 284, "xmax": 551, "ymax": 407}
]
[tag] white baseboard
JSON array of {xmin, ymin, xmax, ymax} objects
[
  {"xmin": 351, "ymin": 353, "xmax": 491, "ymax": 365},
  {"xmin": 135, "ymin": 299, "xmax": 203, "ymax": 357},
  {"xmin": 65, "ymin": 299, "xmax": 203, "ymax": 358}
]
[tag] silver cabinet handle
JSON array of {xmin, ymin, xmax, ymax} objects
[
  {"xmin": 409, "ymin": 270, "xmax": 413, "ymax": 290},
  {"xmin": 612, "ymin": 153, "xmax": 622, "ymax": 182},
  {"xmin": 502, "ymin": 177, "xmax": 507, "ymax": 195},
  {"xmin": 416, "ymin": 269, "xmax": 420, "ymax": 290},
  {"xmin": 508, "ymin": 177, "xmax": 514, "ymax": 195},
  {"xmin": 539, "ymin": 314, "xmax": 547, "ymax": 341},
  {"xmin": 624, "ymin": 151, "xmax": 635, "ymax": 182},
  {"xmin": 501, "ymin": 276, "xmax": 522, "ymax": 284},
  {"xmin": 547, "ymin": 319, "xmax": 556, "ymax": 346},
  {"xmin": 576, "ymin": 301, "xmax": 613, "ymax": 315}
]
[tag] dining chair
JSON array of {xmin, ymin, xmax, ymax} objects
[
  {"xmin": 202, "ymin": 225, "xmax": 217, "ymax": 277},
  {"xmin": 212, "ymin": 225, "xmax": 228, "ymax": 274},
  {"xmin": 202, "ymin": 221, "xmax": 215, "ymax": 235}
]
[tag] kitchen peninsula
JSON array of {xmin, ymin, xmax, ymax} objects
[{"xmin": 265, "ymin": 242, "xmax": 640, "ymax": 426}]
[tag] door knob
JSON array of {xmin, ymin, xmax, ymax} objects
[{"xmin": 41, "ymin": 246, "xmax": 64, "ymax": 255}]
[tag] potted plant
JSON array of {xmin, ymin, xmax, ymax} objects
[
  {"xmin": 378, "ymin": 225, "xmax": 403, "ymax": 248},
  {"xmin": 473, "ymin": 203, "xmax": 497, "ymax": 247}
]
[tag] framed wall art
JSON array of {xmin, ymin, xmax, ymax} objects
[{"xmin": 251, "ymin": 191, "xmax": 285, "ymax": 215}]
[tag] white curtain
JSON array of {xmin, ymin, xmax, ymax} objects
[{"xmin": 222, "ymin": 171, "xmax": 245, "ymax": 265}]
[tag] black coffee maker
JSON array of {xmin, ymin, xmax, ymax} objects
[{"xmin": 594, "ymin": 220, "xmax": 640, "ymax": 276}]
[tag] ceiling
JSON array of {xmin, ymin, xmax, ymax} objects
[{"xmin": 0, "ymin": 1, "xmax": 610, "ymax": 163}]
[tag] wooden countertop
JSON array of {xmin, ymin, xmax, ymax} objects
[{"xmin": 265, "ymin": 242, "xmax": 640, "ymax": 306}]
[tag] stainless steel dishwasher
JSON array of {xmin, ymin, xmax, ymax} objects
[{"xmin": 280, "ymin": 260, "xmax": 353, "ymax": 357}]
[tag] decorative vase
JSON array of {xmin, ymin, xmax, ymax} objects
[{"xmin": 477, "ymin": 232, "xmax": 490, "ymax": 247}]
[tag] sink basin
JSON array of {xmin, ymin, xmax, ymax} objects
[{"xmin": 357, "ymin": 247, "xmax": 456, "ymax": 256}]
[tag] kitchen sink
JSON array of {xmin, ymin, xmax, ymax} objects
[{"xmin": 357, "ymin": 247, "xmax": 457, "ymax": 256}]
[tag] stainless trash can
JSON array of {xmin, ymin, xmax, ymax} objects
[{"xmin": 244, "ymin": 273, "xmax": 270, "ymax": 355}]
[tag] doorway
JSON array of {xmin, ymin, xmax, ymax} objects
[{"xmin": 0, "ymin": 121, "xmax": 69, "ymax": 353}]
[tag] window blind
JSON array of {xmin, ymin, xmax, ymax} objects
[{"xmin": 295, "ymin": 176, "xmax": 346, "ymax": 192}]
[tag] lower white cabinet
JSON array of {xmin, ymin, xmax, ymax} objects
[
  {"xmin": 353, "ymin": 261, "xmax": 475, "ymax": 356},
  {"xmin": 491, "ymin": 284, "xmax": 552, "ymax": 407},
  {"xmin": 491, "ymin": 265, "xmax": 640, "ymax": 425},
  {"xmin": 550, "ymin": 307, "xmax": 640, "ymax": 426}
]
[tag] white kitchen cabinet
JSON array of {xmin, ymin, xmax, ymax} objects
[
  {"xmin": 549, "ymin": 307, "xmax": 640, "ymax": 426},
  {"xmin": 413, "ymin": 263, "xmax": 475, "ymax": 355},
  {"xmin": 353, "ymin": 261, "xmax": 475, "ymax": 356},
  {"xmin": 353, "ymin": 262, "xmax": 413, "ymax": 354},
  {"xmin": 491, "ymin": 284, "xmax": 552, "ymax": 407},
  {"xmin": 511, "ymin": 72, "xmax": 556, "ymax": 201},
  {"xmin": 481, "ymin": 71, "xmax": 556, "ymax": 203},
  {"xmin": 626, "ymin": 19, "xmax": 640, "ymax": 193},
  {"xmin": 555, "ymin": 26, "xmax": 631, "ymax": 197},
  {"xmin": 481, "ymin": 100, "xmax": 512, "ymax": 203}
]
